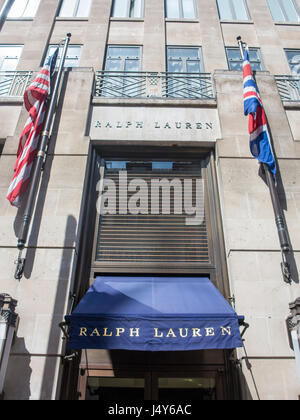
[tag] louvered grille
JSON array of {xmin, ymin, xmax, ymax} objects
[{"xmin": 95, "ymin": 161, "xmax": 210, "ymax": 266}]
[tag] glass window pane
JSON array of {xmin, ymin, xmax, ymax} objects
[
  {"xmin": 7, "ymin": 0, "xmax": 26, "ymax": 17},
  {"xmin": 168, "ymin": 48, "xmax": 199, "ymax": 59},
  {"xmin": 282, "ymin": 0, "xmax": 300, "ymax": 21},
  {"xmin": 182, "ymin": 0, "xmax": 196, "ymax": 18},
  {"xmin": 1, "ymin": 58, "xmax": 19, "ymax": 71},
  {"xmin": 217, "ymin": 0, "xmax": 233, "ymax": 19},
  {"xmin": 129, "ymin": 0, "xmax": 142, "ymax": 17},
  {"xmin": 108, "ymin": 47, "xmax": 140, "ymax": 59},
  {"xmin": 232, "ymin": 0, "xmax": 249, "ymax": 20},
  {"xmin": 267, "ymin": 0, "xmax": 285, "ymax": 20},
  {"xmin": 105, "ymin": 58, "xmax": 122, "ymax": 71},
  {"xmin": 47, "ymin": 45, "xmax": 81, "ymax": 67},
  {"xmin": 112, "ymin": 0, "xmax": 128, "ymax": 17},
  {"xmin": 286, "ymin": 50, "xmax": 300, "ymax": 74},
  {"xmin": 168, "ymin": 59, "xmax": 184, "ymax": 72},
  {"xmin": 59, "ymin": 0, "xmax": 77, "ymax": 16},
  {"xmin": 0, "ymin": 46, "xmax": 22, "ymax": 70},
  {"xmin": 23, "ymin": 0, "xmax": 40, "ymax": 17},
  {"xmin": 125, "ymin": 59, "xmax": 140, "ymax": 71},
  {"xmin": 166, "ymin": 0, "xmax": 180, "ymax": 18},
  {"xmin": 186, "ymin": 60, "xmax": 201, "ymax": 73},
  {"xmin": 227, "ymin": 48, "xmax": 262, "ymax": 71},
  {"xmin": 76, "ymin": 0, "xmax": 92, "ymax": 17}
]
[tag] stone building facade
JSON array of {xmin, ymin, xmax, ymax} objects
[{"xmin": 0, "ymin": 0, "xmax": 299, "ymax": 400}]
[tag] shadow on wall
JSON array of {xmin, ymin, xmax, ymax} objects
[
  {"xmin": 3, "ymin": 338, "xmax": 32, "ymax": 400},
  {"xmin": 40, "ymin": 215, "xmax": 77, "ymax": 400}
]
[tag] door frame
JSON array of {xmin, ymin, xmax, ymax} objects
[{"xmin": 78, "ymin": 367, "xmax": 225, "ymax": 400}]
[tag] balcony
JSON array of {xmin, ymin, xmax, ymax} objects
[
  {"xmin": 275, "ymin": 75, "xmax": 300, "ymax": 103},
  {"xmin": 0, "ymin": 71, "xmax": 33, "ymax": 97},
  {"xmin": 94, "ymin": 71, "xmax": 215, "ymax": 100}
]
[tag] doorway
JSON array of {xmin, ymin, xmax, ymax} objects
[{"xmin": 80, "ymin": 369, "xmax": 224, "ymax": 400}]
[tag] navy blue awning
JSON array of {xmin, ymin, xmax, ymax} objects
[{"xmin": 65, "ymin": 276, "xmax": 244, "ymax": 351}]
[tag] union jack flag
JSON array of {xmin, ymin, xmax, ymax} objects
[
  {"xmin": 6, "ymin": 48, "xmax": 59, "ymax": 207},
  {"xmin": 243, "ymin": 47, "xmax": 276, "ymax": 176}
]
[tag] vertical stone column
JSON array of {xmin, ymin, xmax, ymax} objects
[
  {"xmin": 143, "ymin": 0, "xmax": 166, "ymax": 71},
  {"xmin": 197, "ymin": 0, "xmax": 228, "ymax": 72}
]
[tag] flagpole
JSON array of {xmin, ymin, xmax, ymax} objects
[
  {"xmin": 237, "ymin": 36, "xmax": 291, "ymax": 283},
  {"xmin": 14, "ymin": 33, "xmax": 71, "ymax": 280}
]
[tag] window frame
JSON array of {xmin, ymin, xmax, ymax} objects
[
  {"xmin": 46, "ymin": 44, "xmax": 82, "ymax": 68},
  {"xmin": 216, "ymin": 0, "xmax": 251, "ymax": 21},
  {"xmin": 166, "ymin": 46, "xmax": 204, "ymax": 73},
  {"xmin": 0, "ymin": 45, "xmax": 23, "ymax": 71},
  {"xmin": 58, "ymin": 0, "xmax": 92, "ymax": 18},
  {"xmin": 284, "ymin": 49, "xmax": 300, "ymax": 74},
  {"xmin": 165, "ymin": 0, "xmax": 197, "ymax": 19},
  {"xmin": 225, "ymin": 46, "xmax": 264, "ymax": 71},
  {"xmin": 111, "ymin": 0, "xmax": 144, "ymax": 18},
  {"xmin": 267, "ymin": 0, "xmax": 300, "ymax": 23},
  {"xmin": 104, "ymin": 45, "xmax": 142, "ymax": 72},
  {"xmin": 7, "ymin": 0, "xmax": 41, "ymax": 18}
]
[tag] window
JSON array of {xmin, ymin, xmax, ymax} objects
[
  {"xmin": 0, "ymin": 46, "xmax": 22, "ymax": 71},
  {"xmin": 267, "ymin": 0, "xmax": 300, "ymax": 22},
  {"xmin": 166, "ymin": 47, "xmax": 204, "ymax": 98},
  {"xmin": 165, "ymin": 0, "xmax": 197, "ymax": 19},
  {"xmin": 58, "ymin": 0, "xmax": 92, "ymax": 18},
  {"xmin": 46, "ymin": 45, "xmax": 81, "ymax": 67},
  {"xmin": 104, "ymin": 46, "xmax": 141, "ymax": 72},
  {"xmin": 285, "ymin": 50, "xmax": 300, "ymax": 74},
  {"xmin": 7, "ymin": 0, "xmax": 40, "ymax": 18},
  {"xmin": 167, "ymin": 47, "xmax": 203, "ymax": 73},
  {"xmin": 226, "ymin": 47, "xmax": 263, "ymax": 71},
  {"xmin": 112, "ymin": 0, "xmax": 143, "ymax": 18},
  {"xmin": 216, "ymin": 0, "xmax": 250, "ymax": 20},
  {"xmin": 101, "ymin": 46, "xmax": 141, "ymax": 97}
]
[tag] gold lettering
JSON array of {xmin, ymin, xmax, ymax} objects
[
  {"xmin": 79, "ymin": 327, "xmax": 87, "ymax": 336},
  {"xmin": 221, "ymin": 326, "xmax": 231, "ymax": 336},
  {"xmin": 130, "ymin": 328, "xmax": 140, "ymax": 337},
  {"xmin": 179, "ymin": 328, "xmax": 188, "ymax": 338},
  {"xmin": 116, "ymin": 328, "xmax": 125, "ymax": 336},
  {"xmin": 90, "ymin": 328, "xmax": 100, "ymax": 337},
  {"xmin": 192, "ymin": 328, "xmax": 202, "ymax": 337},
  {"xmin": 205, "ymin": 327, "xmax": 215, "ymax": 336},
  {"xmin": 166, "ymin": 328, "xmax": 176, "ymax": 338},
  {"xmin": 103, "ymin": 328, "xmax": 113, "ymax": 337},
  {"xmin": 154, "ymin": 328, "xmax": 163, "ymax": 338}
]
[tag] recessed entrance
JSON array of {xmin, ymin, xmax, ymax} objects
[{"xmin": 80, "ymin": 370, "xmax": 224, "ymax": 400}]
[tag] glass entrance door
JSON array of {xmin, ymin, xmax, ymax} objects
[{"xmin": 81, "ymin": 370, "xmax": 223, "ymax": 400}]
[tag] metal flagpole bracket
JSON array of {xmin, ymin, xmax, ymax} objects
[{"xmin": 14, "ymin": 250, "xmax": 25, "ymax": 281}]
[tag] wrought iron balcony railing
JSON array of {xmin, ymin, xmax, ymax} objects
[
  {"xmin": 275, "ymin": 75, "xmax": 300, "ymax": 102},
  {"xmin": 0, "ymin": 71, "xmax": 33, "ymax": 97},
  {"xmin": 94, "ymin": 71, "xmax": 215, "ymax": 100}
]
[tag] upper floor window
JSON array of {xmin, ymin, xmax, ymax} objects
[
  {"xmin": 46, "ymin": 45, "xmax": 81, "ymax": 67},
  {"xmin": 167, "ymin": 47, "xmax": 203, "ymax": 73},
  {"xmin": 267, "ymin": 0, "xmax": 300, "ymax": 22},
  {"xmin": 216, "ymin": 0, "xmax": 250, "ymax": 20},
  {"xmin": 58, "ymin": 0, "xmax": 92, "ymax": 18},
  {"xmin": 7, "ymin": 0, "xmax": 40, "ymax": 18},
  {"xmin": 165, "ymin": 0, "xmax": 197, "ymax": 19},
  {"xmin": 0, "ymin": 46, "xmax": 23, "ymax": 71},
  {"xmin": 104, "ymin": 46, "xmax": 141, "ymax": 72},
  {"xmin": 226, "ymin": 47, "xmax": 263, "ymax": 71},
  {"xmin": 112, "ymin": 0, "xmax": 143, "ymax": 18},
  {"xmin": 285, "ymin": 50, "xmax": 300, "ymax": 74}
]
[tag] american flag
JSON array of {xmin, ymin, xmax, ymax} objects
[
  {"xmin": 243, "ymin": 46, "xmax": 276, "ymax": 176},
  {"xmin": 6, "ymin": 48, "xmax": 59, "ymax": 207}
]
